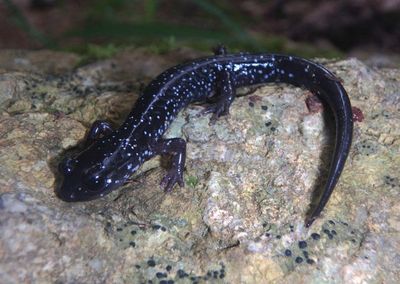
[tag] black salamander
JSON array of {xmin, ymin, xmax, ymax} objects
[{"xmin": 57, "ymin": 47, "xmax": 353, "ymax": 227}]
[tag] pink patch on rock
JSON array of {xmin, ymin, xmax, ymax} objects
[
  {"xmin": 305, "ymin": 95, "xmax": 323, "ymax": 113},
  {"xmin": 352, "ymin": 107, "xmax": 364, "ymax": 122},
  {"xmin": 248, "ymin": 95, "xmax": 262, "ymax": 103}
]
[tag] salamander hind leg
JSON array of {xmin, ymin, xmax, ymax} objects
[
  {"xmin": 213, "ymin": 44, "xmax": 228, "ymax": 55},
  {"xmin": 150, "ymin": 138, "xmax": 186, "ymax": 192},
  {"xmin": 202, "ymin": 70, "xmax": 236, "ymax": 123}
]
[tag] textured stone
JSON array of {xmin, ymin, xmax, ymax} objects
[{"xmin": 0, "ymin": 49, "xmax": 399, "ymax": 283}]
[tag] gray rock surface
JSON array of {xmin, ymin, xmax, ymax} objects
[{"xmin": 0, "ymin": 49, "xmax": 399, "ymax": 283}]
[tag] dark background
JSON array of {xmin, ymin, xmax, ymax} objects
[{"xmin": 1, "ymin": 0, "xmax": 399, "ymax": 60}]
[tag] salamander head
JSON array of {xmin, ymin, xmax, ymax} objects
[{"xmin": 56, "ymin": 142, "xmax": 143, "ymax": 202}]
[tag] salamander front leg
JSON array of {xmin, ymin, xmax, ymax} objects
[
  {"xmin": 85, "ymin": 120, "xmax": 113, "ymax": 146},
  {"xmin": 150, "ymin": 138, "xmax": 186, "ymax": 192},
  {"xmin": 202, "ymin": 70, "xmax": 236, "ymax": 123}
]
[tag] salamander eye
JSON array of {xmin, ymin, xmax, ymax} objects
[{"xmin": 59, "ymin": 158, "xmax": 76, "ymax": 175}]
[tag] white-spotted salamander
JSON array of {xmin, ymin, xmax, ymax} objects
[{"xmin": 57, "ymin": 47, "xmax": 353, "ymax": 227}]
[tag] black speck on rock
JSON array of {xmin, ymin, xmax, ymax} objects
[
  {"xmin": 261, "ymin": 105, "xmax": 268, "ymax": 110},
  {"xmin": 131, "ymin": 230, "xmax": 137, "ymax": 235},
  {"xmin": 166, "ymin": 265, "xmax": 172, "ymax": 272},
  {"xmin": 298, "ymin": 240, "xmax": 307, "ymax": 249},
  {"xmin": 323, "ymin": 229, "xmax": 334, "ymax": 239},
  {"xmin": 306, "ymin": 259, "xmax": 315, "ymax": 264},
  {"xmin": 328, "ymin": 220, "xmax": 335, "ymax": 225},
  {"xmin": 302, "ymin": 251, "xmax": 309, "ymax": 258},
  {"xmin": 177, "ymin": 269, "xmax": 188, "ymax": 278},
  {"xmin": 147, "ymin": 259, "xmax": 156, "ymax": 267},
  {"xmin": 249, "ymin": 101, "xmax": 255, "ymax": 107},
  {"xmin": 311, "ymin": 233, "xmax": 320, "ymax": 240},
  {"xmin": 129, "ymin": 241, "xmax": 136, "ymax": 247},
  {"xmin": 295, "ymin": 257, "xmax": 303, "ymax": 264},
  {"xmin": 276, "ymin": 235, "xmax": 281, "ymax": 239},
  {"xmin": 331, "ymin": 230, "xmax": 337, "ymax": 235},
  {"xmin": 156, "ymin": 272, "xmax": 167, "ymax": 279},
  {"xmin": 284, "ymin": 249, "xmax": 292, "ymax": 257}
]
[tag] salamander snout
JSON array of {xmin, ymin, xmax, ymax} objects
[{"xmin": 57, "ymin": 156, "xmax": 114, "ymax": 202}]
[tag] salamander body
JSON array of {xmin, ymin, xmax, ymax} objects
[{"xmin": 57, "ymin": 48, "xmax": 353, "ymax": 227}]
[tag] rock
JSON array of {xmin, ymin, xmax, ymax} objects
[
  {"xmin": 0, "ymin": 49, "xmax": 399, "ymax": 283},
  {"xmin": 0, "ymin": 50, "xmax": 80, "ymax": 75}
]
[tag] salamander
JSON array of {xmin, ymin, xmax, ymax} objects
[{"xmin": 57, "ymin": 47, "xmax": 353, "ymax": 227}]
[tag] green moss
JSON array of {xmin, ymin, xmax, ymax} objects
[
  {"xmin": 85, "ymin": 43, "xmax": 120, "ymax": 59},
  {"xmin": 186, "ymin": 175, "xmax": 199, "ymax": 188},
  {"xmin": 147, "ymin": 37, "xmax": 178, "ymax": 54},
  {"xmin": 65, "ymin": 43, "xmax": 121, "ymax": 66}
]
